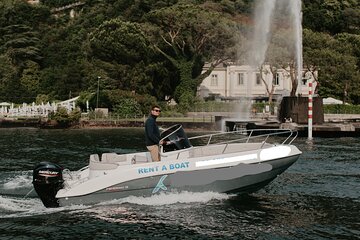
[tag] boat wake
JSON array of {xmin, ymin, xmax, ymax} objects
[
  {"xmin": 0, "ymin": 191, "xmax": 230, "ymax": 219},
  {"xmin": 98, "ymin": 191, "xmax": 231, "ymax": 206},
  {"xmin": 1, "ymin": 171, "xmax": 231, "ymax": 218},
  {"xmin": 0, "ymin": 195, "xmax": 90, "ymax": 219},
  {"xmin": 0, "ymin": 171, "xmax": 36, "ymax": 197},
  {"xmin": 0, "ymin": 195, "xmax": 41, "ymax": 213},
  {"xmin": 0, "ymin": 171, "xmax": 88, "ymax": 218},
  {"xmin": 77, "ymin": 191, "xmax": 232, "ymax": 224}
]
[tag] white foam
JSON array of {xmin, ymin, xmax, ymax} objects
[
  {"xmin": 100, "ymin": 191, "xmax": 230, "ymax": 206},
  {"xmin": 0, "ymin": 195, "xmax": 89, "ymax": 218},
  {"xmin": 1, "ymin": 191, "xmax": 230, "ymax": 218},
  {"xmin": 0, "ymin": 195, "xmax": 42, "ymax": 213},
  {"xmin": 2, "ymin": 172, "xmax": 33, "ymax": 189}
]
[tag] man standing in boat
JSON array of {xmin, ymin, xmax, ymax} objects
[{"xmin": 145, "ymin": 105, "xmax": 163, "ymax": 162}]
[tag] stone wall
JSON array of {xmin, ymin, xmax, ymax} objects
[{"xmin": 278, "ymin": 96, "xmax": 324, "ymax": 124}]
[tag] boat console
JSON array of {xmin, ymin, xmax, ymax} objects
[{"xmin": 160, "ymin": 124, "xmax": 192, "ymax": 152}]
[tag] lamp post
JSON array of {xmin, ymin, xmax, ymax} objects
[{"xmin": 96, "ymin": 76, "xmax": 101, "ymax": 109}]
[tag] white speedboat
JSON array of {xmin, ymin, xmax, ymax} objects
[{"xmin": 33, "ymin": 124, "xmax": 302, "ymax": 208}]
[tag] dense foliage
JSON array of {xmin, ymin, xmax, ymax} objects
[
  {"xmin": 323, "ymin": 104, "xmax": 360, "ymax": 114},
  {"xmin": 0, "ymin": 0, "xmax": 359, "ymax": 114}
]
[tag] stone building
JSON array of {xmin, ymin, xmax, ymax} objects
[{"xmin": 198, "ymin": 63, "xmax": 317, "ymax": 102}]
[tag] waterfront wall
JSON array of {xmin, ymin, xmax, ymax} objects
[
  {"xmin": 79, "ymin": 120, "xmax": 216, "ymax": 131},
  {"xmin": 279, "ymin": 96, "xmax": 324, "ymax": 124},
  {"xmin": 1, "ymin": 113, "xmax": 359, "ymax": 131}
]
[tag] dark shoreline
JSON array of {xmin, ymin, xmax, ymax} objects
[
  {"xmin": 1, "ymin": 117, "xmax": 359, "ymax": 137},
  {"xmin": 0, "ymin": 118, "xmax": 217, "ymax": 131},
  {"xmin": 78, "ymin": 120, "xmax": 216, "ymax": 131}
]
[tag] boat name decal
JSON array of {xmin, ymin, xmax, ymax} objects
[
  {"xmin": 137, "ymin": 162, "xmax": 190, "ymax": 174},
  {"xmin": 152, "ymin": 175, "xmax": 168, "ymax": 194}
]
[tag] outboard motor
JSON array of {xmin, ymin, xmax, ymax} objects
[{"xmin": 32, "ymin": 162, "xmax": 64, "ymax": 208}]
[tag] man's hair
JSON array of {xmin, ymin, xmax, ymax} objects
[{"xmin": 151, "ymin": 105, "xmax": 160, "ymax": 110}]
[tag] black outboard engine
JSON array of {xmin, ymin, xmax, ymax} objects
[{"xmin": 33, "ymin": 162, "xmax": 64, "ymax": 208}]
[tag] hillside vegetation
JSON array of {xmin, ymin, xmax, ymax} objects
[{"xmin": 0, "ymin": 0, "xmax": 359, "ymax": 115}]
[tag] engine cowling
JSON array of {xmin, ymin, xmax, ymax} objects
[{"xmin": 33, "ymin": 162, "xmax": 64, "ymax": 208}]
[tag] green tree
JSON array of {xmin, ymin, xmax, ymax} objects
[
  {"xmin": 0, "ymin": 0, "xmax": 51, "ymax": 103},
  {"xmin": 39, "ymin": 21, "xmax": 90, "ymax": 100},
  {"xmin": 0, "ymin": 24, "xmax": 42, "ymax": 67},
  {"xmin": 20, "ymin": 60, "xmax": 41, "ymax": 100},
  {"xmin": 258, "ymin": 65, "xmax": 277, "ymax": 104},
  {"xmin": 0, "ymin": 0, "xmax": 51, "ymax": 28},
  {"xmin": 113, "ymin": 98, "xmax": 142, "ymax": 118},
  {"xmin": 335, "ymin": 33, "xmax": 360, "ymax": 68},
  {"xmin": 303, "ymin": 0, "xmax": 360, "ymax": 34},
  {"xmin": 89, "ymin": 18, "xmax": 154, "ymax": 94},
  {"xmin": 303, "ymin": 29, "xmax": 360, "ymax": 103},
  {"xmin": 0, "ymin": 0, "xmax": 358, "ymax": 109},
  {"xmin": 144, "ymin": 3, "xmax": 237, "ymax": 110},
  {"xmin": 0, "ymin": 55, "xmax": 17, "ymax": 102},
  {"xmin": 0, "ymin": 24, "xmax": 42, "ymax": 102}
]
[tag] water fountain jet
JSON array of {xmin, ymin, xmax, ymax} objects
[{"xmin": 225, "ymin": 0, "xmax": 303, "ymax": 131}]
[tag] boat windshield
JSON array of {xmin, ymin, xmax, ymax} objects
[{"xmin": 160, "ymin": 124, "xmax": 192, "ymax": 152}]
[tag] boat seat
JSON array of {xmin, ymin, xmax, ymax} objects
[
  {"xmin": 223, "ymin": 142, "xmax": 270, "ymax": 154},
  {"xmin": 189, "ymin": 148, "xmax": 203, "ymax": 158},
  {"xmin": 189, "ymin": 145, "xmax": 225, "ymax": 158},
  {"xmin": 90, "ymin": 153, "xmax": 100, "ymax": 162},
  {"xmin": 131, "ymin": 153, "xmax": 150, "ymax": 164},
  {"xmin": 89, "ymin": 154, "xmax": 118, "ymax": 170},
  {"xmin": 101, "ymin": 153, "xmax": 128, "ymax": 164}
]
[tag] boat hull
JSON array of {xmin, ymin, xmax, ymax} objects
[{"xmin": 58, "ymin": 154, "xmax": 300, "ymax": 206}]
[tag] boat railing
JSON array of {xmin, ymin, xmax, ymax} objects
[
  {"xmin": 160, "ymin": 127, "xmax": 298, "ymax": 159},
  {"xmin": 161, "ymin": 129, "xmax": 298, "ymax": 159},
  {"xmin": 188, "ymin": 129, "xmax": 298, "ymax": 148}
]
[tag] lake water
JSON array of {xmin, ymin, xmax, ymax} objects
[{"xmin": 0, "ymin": 128, "xmax": 359, "ymax": 239}]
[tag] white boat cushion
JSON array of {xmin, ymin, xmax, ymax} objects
[
  {"xmin": 89, "ymin": 154, "xmax": 118, "ymax": 170},
  {"xmin": 101, "ymin": 153, "xmax": 127, "ymax": 163}
]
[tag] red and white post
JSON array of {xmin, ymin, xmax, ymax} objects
[{"xmin": 308, "ymin": 81, "xmax": 313, "ymax": 140}]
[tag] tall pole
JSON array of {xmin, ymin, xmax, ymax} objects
[
  {"xmin": 96, "ymin": 76, "xmax": 101, "ymax": 109},
  {"xmin": 308, "ymin": 81, "xmax": 313, "ymax": 140}
]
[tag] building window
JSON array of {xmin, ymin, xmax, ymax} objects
[
  {"xmin": 256, "ymin": 73, "xmax": 261, "ymax": 85},
  {"xmin": 211, "ymin": 74, "xmax": 218, "ymax": 86},
  {"xmin": 273, "ymin": 73, "xmax": 280, "ymax": 85},
  {"xmin": 238, "ymin": 73, "xmax": 245, "ymax": 85}
]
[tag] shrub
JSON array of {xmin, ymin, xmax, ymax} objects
[
  {"xmin": 48, "ymin": 107, "xmax": 81, "ymax": 127},
  {"xmin": 113, "ymin": 98, "xmax": 142, "ymax": 118},
  {"xmin": 36, "ymin": 94, "xmax": 51, "ymax": 105},
  {"xmin": 323, "ymin": 104, "xmax": 360, "ymax": 114}
]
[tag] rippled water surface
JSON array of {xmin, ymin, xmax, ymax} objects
[{"xmin": 0, "ymin": 128, "xmax": 359, "ymax": 239}]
